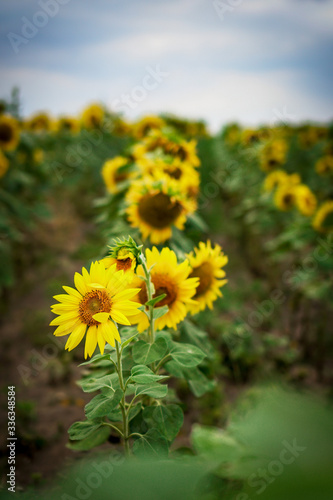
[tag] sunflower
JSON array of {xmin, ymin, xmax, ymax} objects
[
  {"xmin": 260, "ymin": 139, "xmax": 288, "ymax": 171},
  {"xmin": 186, "ymin": 241, "xmax": 228, "ymax": 314},
  {"xmin": 82, "ymin": 103, "xmax": 104, "ymax": 129},
  {"xmin": 312, "ymin": 201, "xmax": 333, "ymax": 233},
  {"xmin": 128, "ymin": 247, "xmax": 198, "ymax": 331},
  {"xmin": 56, "ymin": 116, "xmax": 80, "ymax": 134},
  {"xmin": 126, "ymin": 177, "xmax": 196, "ymax": 244},
  {"xmin": 241, "ymin": 129, "xmax": 262, "ymax": 146},
  {"xmin": 102, "ymin": 156, "xmax": 135, "ymax": 194},
  {"xmin": 132, "ymin": 115, "xmax": 165, "ymax": 140},
  {"xmin": 0, "ymin": 150, "xmax": 9, "ymax": 178},
  {"xmin": 263, "ymin": 170, "xmax": 289, "ymax": 192},
  {"xmin": 0, "ymin": 115, "xmax": 19, "ymax": 151},
  {"xmin": 295, "ymin": 185, "xmax": 317, "ymax": 216},
  {"xmin": 315, "ymin": 156, "xmax": 333, "ymax": 176},
  {"xmin": 50, "ymin": 261, "xmax": 140, "ymax": 358},
  {"xmin": 101, "ymin": 248, "xmax": 136, "ymax": 283},
  {"xmin": 26, "ymin": 112, "xmax": 52, "ymax": 132},
  {"xmin": 274, "ymin": 184, "xmax": 297, "ymax": 211}
]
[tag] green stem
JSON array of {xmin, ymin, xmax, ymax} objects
[
  {"xmin": 139, "ymin": 253, "xmax": 155, "ymax": 344},
  {"xmin": 102, "ymin": 422, "xmax": 124, "ymax": 438},
  {"xmin": 116, "ymin": 341, "xmax": 130, "ymax": 456}
]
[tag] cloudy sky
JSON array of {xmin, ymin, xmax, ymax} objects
[{"xmin": 0, "ymin": 0, "xmax": 332, "ymax": 131}]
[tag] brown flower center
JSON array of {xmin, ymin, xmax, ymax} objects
[
  {"xmin": 0, "ymin": 123, "xmax": 13, "ymax": 143},
  {"xmin": 116, "ymin": 257, "xmax": 133, "ymax": 271},
  {"xmin": 138, "ymin": 275, "xmax": 177, "ymax": 308},
  {"xmin": 138, "ymin": 192, "xmax": 183, "ymax": 229},
  {"xmin": 190, "ymin": 262, "xmax": 213, "ymax": 298},
  {"xmin": 79, "ymin": 289, "xmax": 111, "ymax": 326}
]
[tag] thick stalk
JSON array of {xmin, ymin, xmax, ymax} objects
[
  {"xmin": 139, "ymin": 253, "xmax": 155, "ymax": 344},
  {"xmin": 116, "ymin": 341, "xmax": 130, "ymax": 456}
]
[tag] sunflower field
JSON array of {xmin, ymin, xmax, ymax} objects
[{"xmin": 1, "ymin": 90, "xmax": 333, "ymax": 500}]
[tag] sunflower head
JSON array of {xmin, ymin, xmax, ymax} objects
[
  {"xmin": 50, "ymin": 261, "xmax": 141, "ymax": 358},
  {"xmin": 312, "ymin": 201, "xmax": 333, "ymax": 233},
  {"xmin": 82, "ymin": 103, "xmax": 104, "ymax": 129},
  {"xmin": 315, "ymin": 156, "xmax": 333, "ymax": 176},
  {"xmin": 57, "ymin": 116, "xmax": 80, "ymax": 134},
  {"xmin": 26, "ymin": 113, "xmax": 52, "ymax": 132},
  {"xmin": 0, "ymin": 115, "xmax": 20, "ymax": 151},
  {"xmin": 187, "ymin": 241, "xmax": 228, "ymax": 314},
  {"xmin": 101, "ymin": 237, "xmax": 142, "ymax": 281},
  {"xmin": 260, "ymin": 139, "xmax": 288, "ymax": 171},
  {"xmin": 295, "ymin": 184, "xmax": 317, "ymax": 216},
  {"xmin": 132, "ymin": 115, "xmax": 165, "ymax": 139},
  {"xmin": 126, "ymin": 177, "xmax": 196, "ymax": 244},
  {"xmin": 102, "ymin": 156, "xmax": 134, "ymax": 193},
  {"xmin": 263, "ymin": 170, "xmax": 289, "ymax": 193},
  {"xmin": 274, "ymin": 185, "xmax": 297, "ymax": 211},
  {"xmin": 128, "ymin": 247, "xmax": 199, "ymax": 332}
]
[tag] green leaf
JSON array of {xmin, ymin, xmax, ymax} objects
[
  {"xmin": 129, "ymin": 403, "xmax": 142, "ymax": 422},
  {"xmin": 77, "ymin": 374, "xmax": 114, "ymax": 393},
  {"xmin": 132, "ymin": 428, "xmax": 169, "ymax": 457},
  {"xmin": 85, "ymin": 389, "xmax": 123, "ymax": 419},
  {"xmin": 106, "ymin": 408, "xmax": 123, "ymax": 422},
  {"xmin": 170, "ymin": 343, "xmax": 206, "ymax": 368},
  {"xmin": 191, "ymin": 425, "xmax": 243, "ymax": 463},
  {"xmin": 130, "ymin": 365, "xmax": 168, "ymax": 384},
  {"xmin": 135, "ymin": 384, "xmax": 168, "ymax": 399},
  {"xmin": 145, "ymin": 293, "xmax": 167, "ymax": 307},
  {"xmin": 153, "ymin": 305, "xmax": 169, "ymax": 320},
  {"xmin": 121, "ymin": 331, "xmax": 141, "ymax": 351},
  {"xmin": 79, "ymin": 353, "xmax": 112, "ymax": 366},
  {"xmin": 67, "ymin": 425, "xmax": 110, "ymax": 451},
  {"xmin": 132, "ymin": 337, "xmax": 168, "ymax": 365},
  {"xmin": 68, "ymin": 420, "xmax": 102, "ymax": 440},
  {"xmin": 143, "ymin": 404, "xmax": 184, "ymax": 442}
]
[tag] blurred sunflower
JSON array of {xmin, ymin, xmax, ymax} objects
[
  {"xmin": 295, "ymin": 185, "xmax": 317, "ymax": 216},
  {"xmin": 0, "ymin": 150, "xmax": 9, "ymax": 178},
  {"xmin": 274, "ymin": 185, "xmax": 297, "ymax": 211},
  {"xmin": 102, "ymin": 156, "xmax": 135, "ymax": 194},
  {"xmin": 82, "ymin": 103, "xmax": 104, "ymax": 129},
  {"xmin": 0, "ymin": 115, "xmax": 19, "ymax": 151},
  {"xmin": 186, "ymin": 241, "xmax": 228, "ymax": 314},
  {"xmin": 50, "ymin": 261, "xmax": 140, "ymax": 358},
  {"xmin": 312, "ymin": 201, "xmax": 333, "ymax": 233},
  {"xmin": 132, "ymin": 115, "xmax": 165, "ymax": 139},
  {"xmin": 126, "ymin": 178, "xmax": 195, "ymax": 244},
  {"xmin": 26, "ymin": 112, "xmax": 52, "ymax": 132},
  {"xmin": 263, "ymin": 170, "xmax": 289, "ymax": 192},
  {"xmin": 241, "ymin": 129, "xmax": 262, "ymax": 146},
  {"xmin": 315, "ymin": 156, "xmax": 333, "ymax": 175},
  {"xmin": 128, "ymin": 247, "xmax": 198, "ymax": 331},
  {"xmin": 57, "ymin": 116, "xmax": 80, "ymax": 134},
  {"xmin": 260, "ymin": 139, "xmax": 288, "ymax": 171}
]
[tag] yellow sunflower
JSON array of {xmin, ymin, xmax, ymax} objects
[
  {"xmin": 101, "ymin": 248, "xmax": 136, "ymax": 283},
  {"xmin": 50, "ymin": 261, "xmax": 140, "ymax": 358},
  {"xmin": 26, "ymin": 112, "xmax": 52, "ymax": 132},
  {"xmin": 132, "ymin": 115, "xmax": 165, "ymax": 139},
  {"xmin": 263, "ymin": 170, "xmax": 289, "ymax": 192},
  {"xmin": 295, "ymin": 184, "xmax": 317, "ymax": 216},
  {"xmin": 0, "ymin": 115, "xmax": 20, "ymax": 151},
  {"xmin": 126, "ymin": 178, "xmax": 196, "ymax": 244},
  {"xmin": 315, "ymin": 156, "xmax": 333, "ymax": 176},
  {"xmin": 128, "ymin": 247, "xmax": 198, "ymax": 332},
  {"xmin": 241, "ymin": 129, "xmax": 262, "ymax": 146},
  {"xmin": 0, "ymin": 150, "xmax": 9, "ymax": 178},
  {"xmin": 56, "ymin": 116, "xmax": 80, "ymax": 134},
  {"xmin": 82, "ymin": 103, "xmax": 104, "ymax": 129},
  {"xmin": 102, "ymin": 156, "xmax": 135, "ymax": 194},
  {"xmin": 186, "ymin": 241, "xmax": 228, "ymax": 314},
  {"xmin": 274, "ymin": 184, "xmax": 297, "ymax": 211},
  {"xmin": 260, "ymin": 139, "xmax": 288, "ymax": 171},
  {"xmin": 312, "ymin": 201, "xmax": 333, "ymax": 233}
]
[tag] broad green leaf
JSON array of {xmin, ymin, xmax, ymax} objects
[
  {"xmin": 143, "ymin": 404, "xmax": 184, "ymax": 442},
  {"xmin": 85, "ymin": 389, "xmax": 123, "ymax": 419},
  {"xmin": 191, "ymin": 425, "xmax": 243, "ymax": 463},
  {"xmin": 130, "ymin": 365, "xmax": 168, "ymax": 384},
  {"xmin": 68, "ymin": 420, "xmax": 102, "ymax": 440},
  {"xmin": 135, "ymin": 384, "xmax": 168, "ymax": 399},
  {"xmin": 132, "ymin": 337, "xmax": 168, "ymax": 365},
  {"xmin": 106, "ymin": 408, "xmax": 123, "ymax": 422},
  {"xmin": 145, "ymin": 293, "xmax": 167, "ymax": 307},
  {"xmin": 170, "ymin": 343, "xmax": 206, "ymax": 368},
  {"xmin": 67, "ymin": 425, "xmax": 110, "ymax": 451},
  {"xmin": 79, "ymin": 353, "xmax": 112, "ymax": 366},
  {"xmin": 121, "ymin": 331, "xmax": 141, "ymax": 351},
  {"xmin": 129, "ymin": 403, "xmax": 142, "ymax": 422},
  {"xmin": 153, "ymin": 305, "xmax": 169, "ymax": 320},
  {"xmin": 77, "ymin": 374, "xmax": 114, "ymax": 393},
  {"xmin": 132, "ymin": 428, "xmax": 169, "ymax": 457}
]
